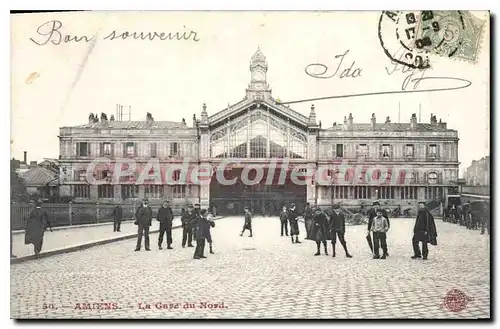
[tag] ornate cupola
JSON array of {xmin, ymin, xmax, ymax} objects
[
  {"xmin": 247, "ymin": 47, "xmax": 271, "ymax": 101},
  {"xmin": 200, "ymin": 103, "xmax": 208, "ymax": 125}
]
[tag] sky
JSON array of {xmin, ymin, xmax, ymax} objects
[{"xmin": 10, "ymin": 11, "xmax": 490, "ymax": 174}]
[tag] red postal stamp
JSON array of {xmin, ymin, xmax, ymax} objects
[{"xmin": 441, "ymin": 289, "xmax": 474, "ymax": 312}]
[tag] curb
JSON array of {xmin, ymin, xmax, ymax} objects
[
  {"xmin": 12, "ymin": 220, "xmax": 136, "ymax": 235},
  {"xmin": 10, "ymin": 217, "xmax": 224, "ymax": 265}
]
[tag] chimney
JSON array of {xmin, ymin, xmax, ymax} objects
[
  {"xmin": 385, "ymin": 116, "xmax": 391, "ymax": 123},
  {"xmin": 110, "ymin": 114, "xmax": 115, "ymax": 121},
  {"xmin": 29, "ymin": 161, "xmax": 37, "ymax": 167},
  {"xmin": 146, "ymin": 112, "xmax": 154, "ymax": 124},
  {"xmin": 182, "ymin": 118, "xmax": 186, "ymax": 126},
  {"xmin": 23, "ymin": 151, "xmax": 27, "ymax": 164},
  {"xmin": 347, "ymin": 113, "xmax": 353, "ymax": 129},
  {"xmin": 193, "ymin": 114, "xmax": 197, "ymax": 127},
  {"xmin": 88, "ymin": 113, "xmax": 95, "ymax": 124},
  {"xmin": 201, "ymin": 103, "xmax": 208, "ymax": 125},
  {"xmin": 411, "ymin": 113, "xmax": 417, "ymax": 129},
  {"xmin": 333, "ymin": 122, "xmax": 337, "ymax": 127},
  {"xmin": 94, "ymin": 113, "xmax": 99, "ymax": 123},
  {"xmin": 438, "ymin": 118, "xmax": 447, "ymax": 129},
  {"xmin": 100, "ymin": 112, "xmax": 108, "ymax": 122},
  {"xmin": 370, "ymin": 113, "xmax": 376, "ymax": 129},
  {"xmin": 430, "ymin": 113, "xmax": 437, "ymax": 126}
]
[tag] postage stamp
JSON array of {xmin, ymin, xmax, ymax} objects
[{"xmin": 378, "ymin": 11, "xmax": 486, "ymax": 69}]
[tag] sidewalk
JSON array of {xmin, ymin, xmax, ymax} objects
[{"xmin": 11, "ymin": 217, "xmax": 221, "ymax": 264}]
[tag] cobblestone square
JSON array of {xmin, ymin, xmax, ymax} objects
[{"xmin": 10, "ymin": 217, "xmax": 490, "ymax": 319}]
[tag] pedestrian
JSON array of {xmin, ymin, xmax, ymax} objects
[
  {"xmin": 329, "ymin": 204, "xmax": 353, "ymax": 258},
  {"xmin": 134, "ymin": 198, "xmax": 153, "ymax": 251},
  {"xmin": 411, "ymin": 201, "xmax": 438, "ymax": 260},
  {"xmin": 111, "ymin": 201, "xmax": 123, "ymax": 232},
  {"xmin": 157, "ymin": 200, "xmax": 174, "ymax": 250},
  {"xmin": 367, "ymin": 200, "xmax": 390, "ymax": 256},
  {"xmin": 240, "ymin": 207, "xmax": 253, "ymax": 237},
  {"xmin": 181, "ymin": 205, "xmax": 195, "ymax": 248},
  {"xmin": 24, "ymin": 200, "xmax": 52, "ymax": 256},
  {"xmin": 288, "ymin": 203, "xmax": 301, "ymax": 244},
  {"xmin": 370, "ymin": 209, "xmax": 390, "ymax": 259},
  {"xmin": 193, "ymin": 209, "xmax": 210, "ymax": 259},
  {"xmin": 279, "ymin": 206, "xmax": 289, "ymax": 236},
  {"xmin": 206, "ymin": 209, "xmax": 216, "ymax": 254},
  {"xmin": 309, "ymin": 207, "xmax": 329, "ymax": 256}
]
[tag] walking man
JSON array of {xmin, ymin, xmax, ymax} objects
[
  {"xmin": 181, "ymin": 205, "xmax": 195, "ymax": 248},
  {"xmin": 111, "ymin": 201, "xmax": 123, "ymax": 232},
  {"xmin": 193, "ymin": 209, "xmax": 210, "ymax": 259},
  {"xmin": 329, "ymin": 204, "xmax": 353, "ymax": 258},
  {"xmin": 157, "ymin": 200, "xmax": 174, "ymax": 250},
  {"xmin": 311, "ymin": 207, "xmax": 329, "ymax": 256},
  {"xmin": 279, "ymin": 206, "xmax": 289, "ymax": 236},
  {"xmin": 134, "ymin": 198, "xmax": 153, "ymax": 251},
  {"xmin": 371, "ymin": 209, "xmax": 389, "ymax": 259},
  {"xmin": 25, "ymin": 200, "xmax": 52, "ymax": 256},
  {"xmin": 288, "ymin": 203, "xmax": 301, "ymax": 244},
  {"xmin": 240, "ymin": 207, "xmax": 253, "ymax": 237},
  {"xmin": 411, "ymin": 201, "xmax": 438, "ymax": 260}
]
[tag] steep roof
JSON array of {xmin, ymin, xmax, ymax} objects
[
  {"xmin": 71, "ymin": 121, "xmax": 187, "ymax": 130},
  {"xmin": 20, "ymin": 167, "xmax": 59, "ymax": 186},
  {"xmin": 326, "ymin": 123, "xmax": 454, "ymax": 132}
]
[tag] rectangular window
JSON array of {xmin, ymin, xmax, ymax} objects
[
  {"xmin": 78, "ymin": 170, "xmax": 87, "ymax": 182},
  {"xmin": 428, "ymin": 144, "xmax": 437, "ymax": 156},
  {"xmin": 405, "ymin": 144, "xmax": 415, "ymax": 157},
  {"xmin": 72, "ymin": 185, "xmax": 90, "ymax": 198},
  {"xmin": 358, "ymin": 144, "xmax": 368, "ymax": 157},
  {"xmin": 121, "ymin": 185, "xmax": 139, "ymax": 199},
  {"xmin": 382, "ymin": 144, "xmax": 390, "ymax": 158},
  {"xmin": 170, "ymin": 142, "xmax": 179, "ymax": 156},
  {"xmin": 98, "ymin": 185, "xmax": 114, "ymax": 198},
  {"xmin": 171, "ymin": 185, "xmax": 186, "ymax": 198},
  {"xmin": 124, "ymin": 142, "xmax": 135, "ymax": 157},
  {"xmin": 144, "ymin": 185, "xmax": 164, "ymax": 198},
  {"xmin": 100, "ymin": 142, "xmax": 112, "ymax": 156},
  {"xmin": 77, "ymin": 142, "xmax": 89, "ymax": 157},
  {"xmin": 336, "ymin": 144, "xmax": 344, "ymax": 158},
  {"xmin": 150, "ymin": 143, "xmax": 157, "ymax": 158}
]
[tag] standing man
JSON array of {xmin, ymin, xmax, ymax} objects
[
  {"xmin": 157, "ymin": 200, "xmax": 174, "ymax": 250},
  {"xmin": 279, "ymin": 206, "xmax": 289, "ymax": 236},
  {"xmin": 111, "ymin": 201, "xmax": 123, "ymax": 232},
  {"xmin": 134, "ymin": 198, "xmax": 152, "ymax": 251},
  {"xmin": 310, "ymin": 207, "xmax": 329, "ymax": 256},
  {"xmin": 181, "ymin": 205, "xmax": 195, "ymax": 248},
  {"xmin": 329, "ymin": 204, "xmax": 353, "ymax": 258},
  {"xmin": 303, "ymin": 202, "xmax": 313, "ymax": 240},
  {"xmin": 367, "ymin": 200, "xmax": 390, "ymax": 256},
  {"xmin": 370, "ymin": 209, "xmax": 390, "ymax": 259},
  {"xmin": 288, "ymin": 203, "xmax": 301, "ymax": 244},
  {"xmin": 25, "ymin": 200, "xmax": 53, "ymax": 256},
  {"xmin": 240, "ymin": 207, "xmax": 253, "ymax": 237},
  {"xmin": 206, "ymin": 209, "xmax": 216, "ymax": 254},
  {"xmin": 412, "ymin": 201, "xmax": 438, "ymax": 260},
  {"xmin": 193, "ymin": 209, "xmax": 210, "ymax": 259}
]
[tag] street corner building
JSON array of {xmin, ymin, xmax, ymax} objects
[{"xmin": 57, "ymin": 48, "xmax": 460, "ymax": 215}]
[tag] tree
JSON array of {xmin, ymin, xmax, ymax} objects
[{"xmin": 10, "ymin": 159, "xmax": 28, "ymax": 202}]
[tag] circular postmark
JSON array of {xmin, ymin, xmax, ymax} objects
[
  {"xmin": 441, "ymin": 288, "xmax": 474, "ymax": 312},
  {"xmin": 378, "ymin": 11, "xmax": 467, "ymax": 69}
]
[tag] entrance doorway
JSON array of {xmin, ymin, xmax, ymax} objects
[{"xmin": 210, "ymin": 167, "xmax": 307, "ymax": 216}]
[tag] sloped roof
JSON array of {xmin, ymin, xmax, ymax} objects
[
  {"xmin": 71, "ymin": 121, "xmax": 187, "ymax": 129},
  {"xmin": 20, "ymin": 167, "xmax": 59, "ymax": 186},
  {"xmin": 326, "ymin": 123, "xmax": 453, "ymax": 132}
]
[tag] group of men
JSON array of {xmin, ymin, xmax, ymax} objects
[{"xmin": 445, "ymin": 202, "xmax": 490, "ymax": 235}]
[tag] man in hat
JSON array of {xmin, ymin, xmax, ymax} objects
[
  {"xmin": 206, "ymin": 209, "xmax": 216, "ymax": 254},
  {"xmin": 111, "ymin": 201, "xmax": 123, "ymax": 232},
  {"xmin": 288, "ymin": 203, "xmax": 301, "ymax": 244},
  {"xmin": 181, "ymin": 205, "xmax": 195, "ymax": 247},
  {"xmin": 367, "ymin": 200, "xmax": 390, "ymax": 256},
  {"xmin": 329, "ymin": 204, "xmax": 353, "ymax": 258},
  {"xmin": 371, "ymin": 209, "xmax": 390, "ymax": 259},
  {"xmin": 134, "ymin": 198, "xmax": 153, "ymax": 251},
  {"xmin": 193, "ymin": 209, "xmax": 210, "ymax": 259},
  {"xmin": 157, "ymin": 200, "xmax": 174, "ymax": 250},
  {"xmin": 279, "ymin": 205, "xmax": 289, "ymax": 236},
  {"xmin": 310, "ymin": 207, "xmax": 329, "ymax": 255},
  {"xmin": 25, "ymin": 200, "xmax": 52, "ymax": 256},
  {"xmin": 240, "ymin": 207, "xmax": 253, "ymax": 237},
  {"xmin": 411, "ymin": 201, "xmax": 438, "ymax": 260}
]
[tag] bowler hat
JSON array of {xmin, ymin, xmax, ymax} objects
[{"xmin": 418, "ymin": 201, "xmax": 426, "ymax": 205}]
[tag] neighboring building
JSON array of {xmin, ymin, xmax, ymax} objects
[
  {"xmin": 464, "ymin": 156, "xmax": 490, "ymax": 186},
  {"xmin": 20, "ymin": 165, "xmax": 59, "ymax": 198},
  {"xmin": 58, "ymin": 48, "xmax": 459, "ymax": 212}
]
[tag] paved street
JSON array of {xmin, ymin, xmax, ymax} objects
[{"xmin": 10, "ymin": 216, "xmax": 490, "ymax": 319}]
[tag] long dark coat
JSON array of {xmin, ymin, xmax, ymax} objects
[
  {"xmin": 135, "ymin": 206, "xmax": 153, "ymax": 226},
  {"xmin": 194, "ymin": 216, "xmax": 210, "ymax": 240},
  {"xmin": 112, "ymin": 206, "xmax": 123, "ymax": 221},
  {"xmin": 329, "ymin": 211, "xmax": 346, "ymax": 233},
  {"xmin": 243, "ymin": 212, "xmax": 252, "ymax": 230},
  {"xmin": 414, "ymin": 209, "xmax": 438, "ymax": 245},
  {"xmin": 25, "ymin": 208, "xmax": 51, "ymax": 245},
  {"xmin": 288, "ymin": 208, "xmax": 300, "ymax": 235},
  {"xmin": 307, "ymin": 211, "xmax": 329, "ymax": 241},
  {"xmin": 157, "ymin": 206, "xmax": 174, "ymax": 227}
]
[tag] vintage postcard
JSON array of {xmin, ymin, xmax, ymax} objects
[{"xmin": 10, "ymin": 10, "xmax": 490, "ymax": 319}]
